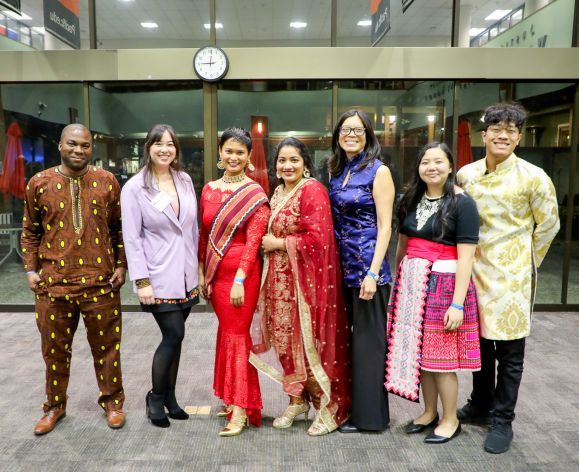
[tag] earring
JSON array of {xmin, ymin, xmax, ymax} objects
[
  {"xmin": 247, "ymin": 161, "xmax": 255, "ymax": 172},
  {"xmin": 276, "ymin": 173, "xmax": 282, "ymax": 179},
  {"xmin": 303, "ymin": 168, "xmax": 311, "ymax": 178},
  {"xmin": 217, "ymin": 159, "xmax": 225, "ymax": 170}
]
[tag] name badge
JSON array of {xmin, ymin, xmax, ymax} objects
[{"xmin": 150, "ymin": 192, "xmax": 172, "ymax": 212}]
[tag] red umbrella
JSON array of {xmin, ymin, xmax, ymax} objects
[
  {"xmin": 249, "ymin": 123, "xmax": 270, "ymax": 195},
  {"xmin": 456, "ymin": 119, "xmax": 473, "ymax": 170},
  {"xmin": 0, "ymin": 122, "xmax": 26, "ymax": 199}
]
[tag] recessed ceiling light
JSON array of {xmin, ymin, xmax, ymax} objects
[
  {"xmin": 140, "ymin": 22, "xmax": 158, "ymax": 28},
  {"xmin": 357, "ymin": 20, "xmax": 372, "ymax": 27},
  {"xmin": 203, "ymin": 22, "xmax": 223, "ymax": 29},
  {"xmin": 2, "ymin": 10, "xmax": 32, "ymax": 20},
  {"xmin": 32, "ymin": 26, "xmax": 45, "ymax": 33},
  {"xmin": 469, "ymin": 27, "xmax": 486, "ymax": 36},
  {"xmin": 290, "ymin": 21, "xmax": 307, "ymax": 28},
  {"xmin": 485, "ymin": 9, "xmax": 511, "ymax": 21}
]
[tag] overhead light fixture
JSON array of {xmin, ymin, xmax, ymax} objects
[
  {"xmin": 485, "ymin": 10, "xmax": 511, "ymax": 21},
  {"xmin": 357, "ymin": 20, "xmax": 372, "ymax": 27},
  {"xmin": 290, "ymin": 21, "xmax": 307, "ymax": 28},
  {"xmin": 32, "ymin": 26, "xmax": 45, "ymax": 33},
  {"xmin": 469, "ymin": 28, "xmax": 486, "ymax": 36},
  {"xmin": 257, "ymin": 121, "xmax": 263, "ymax": 133},
  {"xmin": 389, "ymin": 115, "xmax": 397, "ymax": 124},
  {"xmin": 203, "ymin": 22, "xmax": 223, "ymax": 29},
  {"xmin": 2, "ymin": 10, "xmax": 32, "ymax": 20},
  {"xmin": 141, "ymin": 22, "xmax": 158, "ymax": 28},
  {"xmin": 427, "ymin": 115, "xmax": 436, "ymax": 123}
]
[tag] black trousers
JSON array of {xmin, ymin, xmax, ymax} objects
[
  {"xmin": 343, "ymin": 285, "xmax": 390, "ymax": 431},
  {"xmin": 469, "ymin": 337, "xmax": 526, "ymax": 424}
]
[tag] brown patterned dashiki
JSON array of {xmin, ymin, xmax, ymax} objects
[{"xmin": 21, "ymin": 166, "xmax": 127, "ymax": 299}]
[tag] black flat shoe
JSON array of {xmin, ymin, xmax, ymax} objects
[
  {"xmin": 404, "ymin": 414, "xmax": 439, "ymax": 434},
  {"xmin": 338, "ymin": 421, "xmax": 360, "ymax": 433},
  {"xmin": 146, "ymin": 391, "xmax": 170, "ymax": 428},
  {"xmin": 424, "ymin": 423, "xmax": 461, "ymax": 444}
]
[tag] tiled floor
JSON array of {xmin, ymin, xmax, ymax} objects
[{"xmin": 1, "ymin": 310, "xmax": 578, "ymax": 471}]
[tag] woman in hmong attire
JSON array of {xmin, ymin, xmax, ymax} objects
[
  {"xmin": 198, "ymin": 127, "xmax": 269, "ymax": 436},
  {"xmin": 386, "ymin": 142, "xmax": 481, "ymax": 444},
  {"xmin": 251, "ymin": 137, "xmax": 350, "ymax": 436}
]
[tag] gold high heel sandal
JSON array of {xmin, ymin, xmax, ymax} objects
[
  {"xmin": 307, "ymin": 412, "xmax": 332, "ymax": 436},
  {"xmin": 219, "ymin": 413, "xmax": 249, "ymax": 437},
  {"xmin": 216, "ymin": 405, "xmax": 232, "ymax": 417},
  {"xmin": 273, "ymin": 402, "xmax": 310, "ymax": 429}
]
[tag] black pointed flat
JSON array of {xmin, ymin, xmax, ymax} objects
[
  {"xmin": 404, "ymin": 414, "xmax": 439, "ymax": 434},
  {"xmin": 424, "ymin": 422, "xmax": 461, "ymax": 444}
]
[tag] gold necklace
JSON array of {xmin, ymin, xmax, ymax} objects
[{"xmin": 222, "ymin": 172, "xmax": 246, "ymax": 183}]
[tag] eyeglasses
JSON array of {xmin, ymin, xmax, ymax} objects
[
  {"xmin": 486, "ymin": 125, "xmax": 520, "ymax": 137},
  {"xmin": 339, "ymin": 126, "xmax": 366, "ymax": 136}
]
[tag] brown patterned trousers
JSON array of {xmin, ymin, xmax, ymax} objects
[{"xmin": 35, "ymin": 292, "xmax": 124, "ymax": 412}]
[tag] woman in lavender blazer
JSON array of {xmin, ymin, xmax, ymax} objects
[{"xmin": 121, "ymin": 124, "xmax": 199, "ymax": 428}]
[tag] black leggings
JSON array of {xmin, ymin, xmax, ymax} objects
[{"xmin": 151, "ymin": 308, "xmax": 191, "ymax": 394}]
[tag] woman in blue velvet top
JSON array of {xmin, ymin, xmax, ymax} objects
[{"xmin": 328, "ymin": 109, "xmax": 395, "ymax": 432}]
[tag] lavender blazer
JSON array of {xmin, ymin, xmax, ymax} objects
[{"xmin": 120, "ymin": 169, "xmax": 199, "ymax": 299}]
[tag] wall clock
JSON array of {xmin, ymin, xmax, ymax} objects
[{"xmin": 193, "ymin": 46, "xmax": 229, "ymax": 82}]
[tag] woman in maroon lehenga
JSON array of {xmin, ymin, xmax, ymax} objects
[
  {"xmin": 251, "ymin": 137, "xmax": 350, "ymax": 436},
  {"xmin": 198, "ymin": 127, "xmax": 269, "ymax": 436}
]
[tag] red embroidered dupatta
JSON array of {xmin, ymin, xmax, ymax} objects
[
  {"xmin": 204, "ymin": 181, "xmax": 268, "ymax": 287},
  {"xmin": 250, "ymin": 179, "xmax": 351, "ymax": 427}
]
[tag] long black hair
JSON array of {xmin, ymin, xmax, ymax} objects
[
  {"xmin": 271, "ymin": 136, "xmax": 317, "ymax": 187},
  {"xmin": 219, "ymin": 127, "xmax": 252, "ymax": 152},
  {"xmin": 141, "ymin": 124, "xmax": 182, "ymax": 190},
  {"xmin": 328, "ymin": 109, "xmax": 381, "ymax": 176},
  {"xmin": 396, "ymin": 142, "xmax": 457, "ymax": 241}
]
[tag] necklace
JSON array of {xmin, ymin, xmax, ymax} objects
[
  {"xmin": 416, "ymin": 193, "xmax": 442, "ymax": 231},
  {"xmin": 222, "ymin": 172, "xmax": 246, "ymax": 183}
]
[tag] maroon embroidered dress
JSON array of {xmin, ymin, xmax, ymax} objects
[
  {"xmin": 199, "ymin": 182, "xmax": 269, "ymax": 426},
  {"xmin": 251, "ymin": 179, "xmax": 351, "ymax": 429}
]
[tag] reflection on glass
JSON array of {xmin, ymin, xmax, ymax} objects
[
  {"xmin": 217, "ymin": 0, "xmax": 330, "ymax": 47},
  {"xmin": 89, "ymin": 82, "xmax": 204, "ymax": 304},
  {"xmin": 0, "ymin": 83, "xmax": 85, "ymax": 303},
  {"xmin": 338, "ymin": 0, "xmax": 452, "ymax": 46},
  {"xmin": 217, "ymin": 80, "xmax": 333, "ymax": 190},
  {"xmin": 457, "ymin": 81, "xmax": 574, "ymax": 304},
  {"xmin": 96, "ymin": 0, "xmax": 209, "ymax": 49}
]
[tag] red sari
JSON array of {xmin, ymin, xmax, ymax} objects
[
  {"xmin": 251, "ymin": 179, "xmax": 351, "ymax": 429},
  {"xmin": 199, "ymin": 182, "xmax": 269, "ymax": 426}
]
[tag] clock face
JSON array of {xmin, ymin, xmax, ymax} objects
[{"xmin": 193, "ymin": 46, "xmax": 229, "ymax": 82}]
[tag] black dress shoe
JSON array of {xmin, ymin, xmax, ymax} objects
[
  {"xmin": 338, "ymin": 421, "xmax": 359, "ymax": 433},
  {"xmin": 484, "ymin": 421, "xmax": 513, "ymax": 454},
  {"xmin": 165, "ymin": 389, "xmax": 189, "ymax": 420},
  {"xmin": 404, "ymin": 414, "xmax": 439, "ymax": 434},
  {"xmin": 457, "ymin": 402, "xmax": 490, "ymax": 425},
  {"xmin": 146, "ymin": 391, "xmax": 170, "ymax": 428},
  {"xmin": 424, "ymin": 423, "xmax": 461, "ymax": 444}
]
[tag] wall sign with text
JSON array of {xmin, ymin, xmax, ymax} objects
[
  {"xmin": 0, "ymin": 0, "xmax": 21, "ymax": 14},
  {"xmin": 43, "ymin": 0, "xmax": 80, "ymax": 49},
  {"xmin": 371, "ymin": 0, "xmax": 390, "ymax": 46},
  {"xmin": 401, "ymin": 0, "xmax": 415, "ymax": 13}
]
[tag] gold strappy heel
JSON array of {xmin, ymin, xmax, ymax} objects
[
  {"xmin": 273, "ymin": 402, "xmax": 310, "ymax": 429},
  {"xmin": 216, "ymin": 405, "xmax": 232, "ymax": 417},
  {"xmin": 307, "ymin": 412, "xmax": 332, "ymax": 436},
  {"xmin": 219, "ymin": 413, "xmax": 249, "ymax": 437}
]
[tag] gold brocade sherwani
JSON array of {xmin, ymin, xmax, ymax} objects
[
  {"xmin": 457, "ymin": 154, "xmax": 559, "ymax": 341},
  {"xmin": 21, "ymin": 165, "xmax": 127, "ymax": 412}
]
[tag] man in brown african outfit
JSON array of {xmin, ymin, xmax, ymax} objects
[{"xmin": 22, "ymin": 124, "xmax": 127, "ymax": 435}]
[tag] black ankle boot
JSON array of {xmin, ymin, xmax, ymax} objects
[
  {"xmin": 146, "ymin": 390, "xmax": 170, "ymax": 428},
  {"xmin": 165, "ymin": 389, "xmax": 189, "ymax": 420}
]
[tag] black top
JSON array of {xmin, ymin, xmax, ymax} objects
[{"xmin": 400, "ymin": 192, "xmax": 479, "ymax": 246}]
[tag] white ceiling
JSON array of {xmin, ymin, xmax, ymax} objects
[{"xmin": 11, "ymin": 0, "xmax": 526, "ymax": 44}]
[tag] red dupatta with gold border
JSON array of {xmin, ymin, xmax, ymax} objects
[{"xmin": 204, "ymin": 181, "xmax": 268, "ymax": 287}]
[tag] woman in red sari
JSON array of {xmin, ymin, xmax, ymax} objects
[
  {"xmin": 251, "ymin": 137, "xmax": 350, "ymax": 436},
  {"xmin": 198, "ymin": 127, "xmax": 269, "ymax": 436}
]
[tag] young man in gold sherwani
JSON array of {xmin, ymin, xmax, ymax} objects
[{"xmin": 456, "ymin": 103, "xmax": 560, "ymax": 454}]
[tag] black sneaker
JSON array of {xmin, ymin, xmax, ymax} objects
[
  {"xmin": 484, "ymin": 421, "xmax": 513, "ymax": 454},
  {"xmin": 457, "ymin": 401, "xmax": 490, "ymax": 425}
]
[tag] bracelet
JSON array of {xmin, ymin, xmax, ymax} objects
[
  {"xmin": 366, "ymin": 270, "xmax": 380, "ymax": 281},
  {"xmin": 136, "ymin": 278, "xmax": 151, "ymax": 289},
  {"xmin": 233, "ymin": 277, "xmax": 245, "ymax": 285},
  {"xmin": 450, "ymin": 302, "xmax": 464, "ymax": 310}
]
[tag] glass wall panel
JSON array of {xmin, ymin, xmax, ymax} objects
[
  {"xmin": 0, "ymin": 83, "xmax": 85, "ymax": 303},
  {"xmin": 457, "ymin": 81, "xmax": 574, "ymax": 304},
  {"xmin": 217, "ymin": 80, "xmax": 332, "ymax": 192},
  {"xmin": 88, "ymin": 81, "xmax": 204, "ymax": 303},
  {"xmin": 338, "ymin": 80, "xmax": 454, "ymax": 264},
  {"xmin": 337, "ymin": 0, "xmax": 452, "ymax": 47},
  {"xmin": 568, "ymin": 108, "xmax": 579, "ymax": 303},
  {"xmin": 96, "ymin": 0, "xmax": 209, "ymax": 49},
  {"xmin": 216, "ymin": 0, "xmax": 331, "ymax": 47}
]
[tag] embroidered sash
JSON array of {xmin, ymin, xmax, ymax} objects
[
  {"xmin": 385, "ymin": 238, "xmax": 457, "ymax": 402},
  {"xmin": 204, "ymin": 182, "xmax": 268, "ymax": 287}
]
